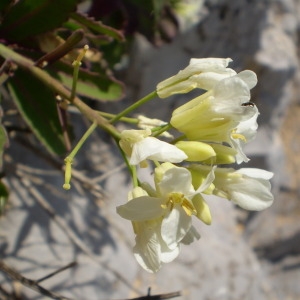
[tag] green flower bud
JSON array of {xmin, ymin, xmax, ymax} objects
[{"xmin": 175, "ymin": 141, "xmax": 216, "ymax": 162}]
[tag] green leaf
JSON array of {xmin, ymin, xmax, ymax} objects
[
  {"xmin": 0, "ymin": 0, "xmax": 79, "ymax": 42},
  {"xmin": 49, "ymin": 61, "xmax": 125, "ymax": 101},
  {"xmin": 7, "ymin": 68, "xmax": 66, "ymax": 155},
  {"xmin": 0, "ymin": 180, "xmax": 9, "ymax": 216},
  {"xmin": 69, "ymin": 12, "xmax": 125, "ymax": 42}
]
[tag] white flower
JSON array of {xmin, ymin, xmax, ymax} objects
[
  {"xmin": 170, "ymin": 70, "xmax": 258, "ymax": 144},
  {"xmin": 155, "ymin": 164, "xmax": 213, "ymax": 249},
  {"xmin": 213, "ymin": 167, "xmax": 274, "ymax": 211},
  {"xmin": 156, "ymin": 58, "xmax": 236, "ymax": 98},
  {"xmin": 117, "ymin": 164, "xmax": 214, "ymax": 252},
  {"xmin": 119, "ymin": 128, "xmax": 187, "ymax": 166},
  {"xmin": 117, "ymin": 186, "xmax": 179, "ymax": 273}
]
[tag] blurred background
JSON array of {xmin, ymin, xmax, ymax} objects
[{"xmin": 0, "ymin": 0, "xmax": 300, "ymax": 299}]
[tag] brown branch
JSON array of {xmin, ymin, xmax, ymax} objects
[
  {"xmin": 0, "ymin": 43, "xmax": 119, "ymax": 139},
  {"xmin": 0, "ymin": 260, "xmax": 74, "ymax": 300},
  {"xmin": 35, "ymin": 29, "xmax": 84, "ymax": 67}
]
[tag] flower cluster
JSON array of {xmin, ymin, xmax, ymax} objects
[{"xmin": 117, "ymin": 58, "xmax": 274, "ymax": 273}]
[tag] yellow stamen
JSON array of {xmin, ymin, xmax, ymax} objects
[
  {"xmin": 182, "ymin": 199, "xmax": 197, "ymax": 216},
  {"xmin": 166, "ymin": 193, "xmax": 197, "ymax": 216},
  {"xmin": 231, "ymin": 132, "xmax": 247, "ymax": 142}
]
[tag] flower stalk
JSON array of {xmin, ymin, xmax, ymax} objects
[{"xmin": 110, "ymin": 91, "xmax": 158, "ymax": 123}]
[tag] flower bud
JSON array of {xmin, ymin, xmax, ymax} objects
[
  {"xmin": 192, "ymin": 194, "xmax": 212, "ymax": 225},
  {"xmin": 175, "ymin": 141, "xmax": 216, "ymax": 162}
]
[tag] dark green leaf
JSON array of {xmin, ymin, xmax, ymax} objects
[
  {"xmin": 8, "ymin": 68, "xmax": 66, "ymax": 155},
  {"xmin": 0, "ymin": 180, "xmax": 9, "ymax": 216},
  {"xmin": 0, "ymin": 0, "xmax": 79, "ymax": 42},
  {"xmin": 49, "ymin": 61, "xmax": 125, "ymax": 101},
  {"xmin": 69, "ymin": 12, "xmax": 125, "ymax": 42}
]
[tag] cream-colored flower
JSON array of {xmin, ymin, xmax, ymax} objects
[
  {"xmin": 118, "ymin": 186, "xmax": 179, "ymax": 273},
  {"xmin": 170, "ymin": 71, "xmax": 258, "ymax": 145},
  {"xmin": 157, "ymin": 58, "xmax": 235, "ymax": 98},
  {"xmin": 119, "ymin": 128, "xmax": 187, "ymax": 166},
  {"xmin": 117, "ymin": 163, "xmax": 214, "ymax": 254},
  {"xmin": 213, "ymin": 167, "xmax": 274, "ymax": 210}
]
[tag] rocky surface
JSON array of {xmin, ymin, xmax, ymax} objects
[{"xmin": 1, "ymin": 0, "xmax": 300, "ymax": 299}]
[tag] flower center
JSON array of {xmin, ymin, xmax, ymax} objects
[{"xmin": 164, "ymin": 192, "xmax": 197, "ymax": 216}]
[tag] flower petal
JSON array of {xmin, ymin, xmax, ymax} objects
[
  {"xmin": 158, "ymin": 167, "xmax": 194, "ymax": 195},
  {"xmin": 236, "ymin": 70, "xmax": 257, "ymax": 89},
  {"xmin": 214, "ymin": 76, "xmax": 251, "ymax": 112},
  {"xmin": 236, "ymin": 168, "xmax": 274, "ymax": 180},
  {"xmin": 156, "ymin": 58, "xmax": 234, "ymax": 98},
  {"xmin": 213, "ymin": 167, "xmax": 274, "ymax": 211},
  {"xmin": 196, "ymin": 166, "xmax": 216, "ymax": 193},
  {"xmin": 180, "ymin": 225, "xmax": 201, "ymax": 245},
  {"xmin": 116, "ymin": 196, "xmax": 164, "ymax": 221},
  {"xmin": 130, "ymin": 137, "xmax": 187, "ymax": 165},
  {"xmin": 160, "ymin": 243, "xmax": 180, "ymax": 263},
  {"xmin": 133, "ymin": 220, "xmax": 162, "ymax": 273},
  {"xmin": 229, "ymin": 178, "xmax": 274, "ymax": 210},
  {"xmin": 161, "ymin": 207, "xmax": 192, "ymax": 249}
]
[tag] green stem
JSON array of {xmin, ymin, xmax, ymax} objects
[
  {"xmin": 69, "ymin": 121, "xmax": 97, "ymax": 160},
  {"xmin": 70, "ymin": 45, "xmax": 88, "ymax": 101},
  {"xmin": 152, "ymin": 123, "xmax": 172, "ymax": 137},
  {"xmin": 99, "ymin": 111, "xmax": 138, "ymax": 124},
  {"xmin": 114, "ymin": 137, "xmax": 135, "ymax": 178},
  {"xmin": 70, "ymin": 62, "xmax": 80, "ymax": 101},
  {"xmin": 63, "ymin": 121, "xmax": 98, "ymax": 190},
  {"xmin": 131, "ymin": 165, "xmax": 138, "ymax": 187},
  {"xmin": 110, "ymin": 91, "xmax": 158, "ymax": 124}
]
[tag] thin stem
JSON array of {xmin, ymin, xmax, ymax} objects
[
  {"xmin": 114, "ymin": 137, "xmax": 133, "ymax": 176},
  {"xmin": 69, "ymin": 121, "xmax": 97, "ymax": 160},
  {"xmin": 63, "ymin": 121, "xmax": 97, "ymax": 190},
  {"xmin": 113, "ymin": 137, "xmax": 141, "ymax": 186},
  {"xmin": 70, "ymin": 45, "xmax": 89, "ymax": 101},
  {"xmin": 99, "ymin": 111, "xmax": 138, "ymax": 124},
  {"xmin": 132, "ymin": 165, "xmax": 138, "ymax": 187},
  {"xmin": 110, "ymin": 91, "xmax": 158, "ymax": 124},
  {"xmin": 152, "ymin": 123, "xmax": 172, "ymax": 137}
]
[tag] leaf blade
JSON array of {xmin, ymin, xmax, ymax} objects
[
  {"xmin": 0, "ymin": 0, "xmax": 79, "ymax": 42},
  {"xmin": 8, "ymin": 68, "xmax": 66, "ymax": 155}
]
